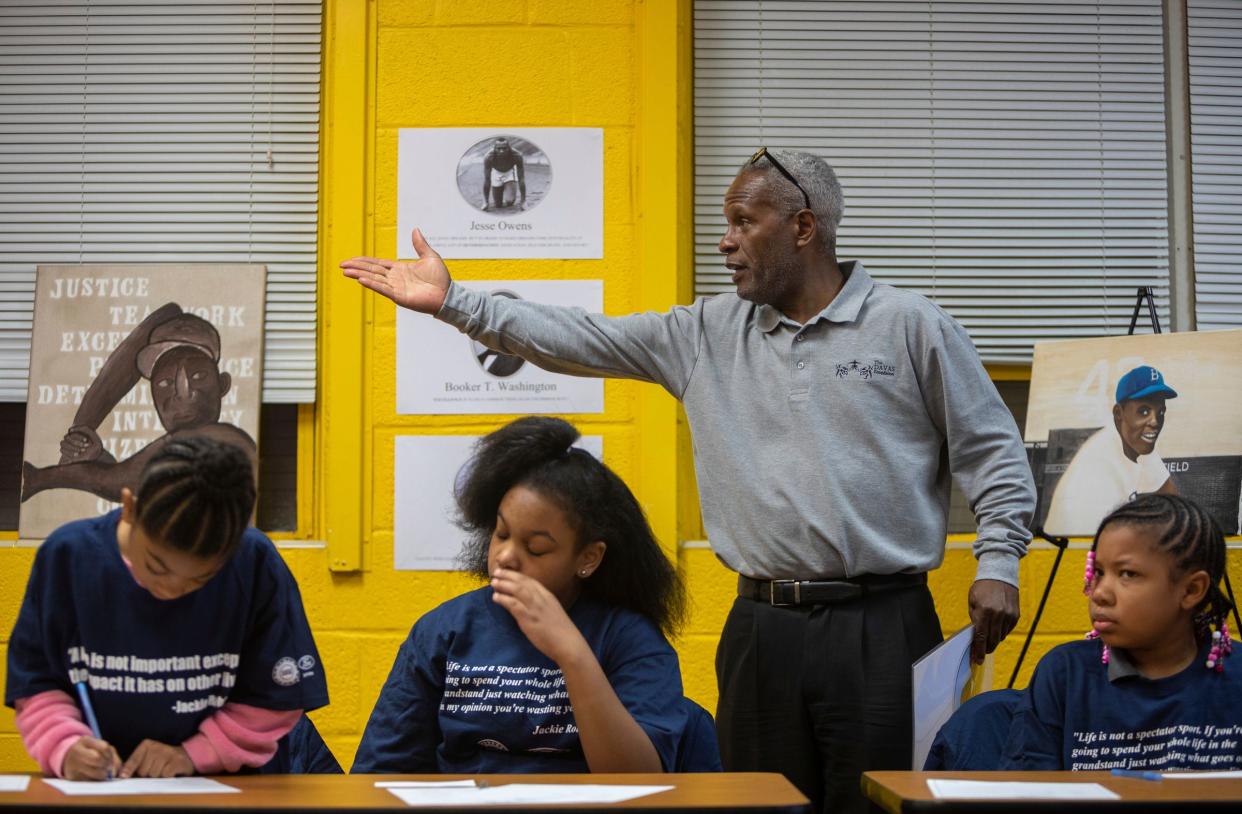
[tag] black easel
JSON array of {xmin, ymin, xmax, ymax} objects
[
  {"xmin": 1006, "ymin": 527, "xmax": 1068, "ymax": 688},
  {"xmin": 1006, "ymin": 286, "xmax": 1241, "ymax": 687},
  {"xmin": 1127, "ymin": 285, "xmax": 1163, "ymax": 335}
]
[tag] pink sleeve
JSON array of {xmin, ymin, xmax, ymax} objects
[
  {"xmin": 14, "ymin": 690, "xmax": 94, "ymax": 778},
  {"xmin": 181, "ymin": 703, "xmax": 302, "ymax": 774}
]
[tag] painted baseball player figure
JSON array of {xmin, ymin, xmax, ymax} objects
[
  {"xmin": 21, "ymin": 304, "xmax": 255, "ymax": 504},
  {"xmin": 1044, "ymin": 364, "xmax": 1178, "ymax": 535}
]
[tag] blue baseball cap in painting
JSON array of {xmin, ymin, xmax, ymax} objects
[{"xmin": 1115, "ymin": 365, "xmax": 1178, "ymax": 404}]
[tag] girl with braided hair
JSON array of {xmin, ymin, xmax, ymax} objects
[
  {"xmin": 353, "ymin": 416, "xmax": 706, "ymax": 774},
  {"xmin": 1003, "ymin": 493, "xmax": 1242, "ymax": 771},
  {"xmin": 6, "ymin": 436, "xmax": 328, "ymax": 780}
]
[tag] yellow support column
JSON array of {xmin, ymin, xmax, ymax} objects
[
  {"xmin": 319, "ymin": 0, "xmax": 372, "ymax": 571},
  {"xmin": 637, "ymin": 0, "xmax": 694, "ymax": 555}
]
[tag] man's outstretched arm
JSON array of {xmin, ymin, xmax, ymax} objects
[{"xmin": 340, "ymin": 229, "xmax": 703, "ymax": 398}]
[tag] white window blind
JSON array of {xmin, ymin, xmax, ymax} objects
[
  {"xmin": 0, "ymin": 0, "xmax": 321, "ymax": 402},
  {"xmin": 694, "ymin": 0, "xmax": 1170, "ymax": 362},
  {"xmin": 1189, "ymin": 0, "xmax": 1242, "ymax": 331}
]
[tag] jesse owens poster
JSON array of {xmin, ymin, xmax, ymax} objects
[
  {"xmin": 393, "ymin": 434, "xmax": 604, "ymax": 571},
  {"xmin": 1025, "ymin": 330, "xmax": 1242, "ymax": 536},
  {"xmin": 397, "ymin": 128, "xmax": 603, "ymax": 259},
  {"xmin": 19, "ymin": 264, "xmax": 265, "ymax": 540},
  {"xmin": 396, "ymin": 279, "xmax": 604, "ymax": 415}
]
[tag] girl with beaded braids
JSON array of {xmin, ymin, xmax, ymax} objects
[
  {"xmin": 6, "ymin": 436, "xmax": 328, "ymax": 781},
  {"xmin": 353, "ymin": 416, "xmax": 702, "ymax": 774},
  {"xmin": 1002, "ymin": 493, "xmax": 1242, "ymax": 771}
]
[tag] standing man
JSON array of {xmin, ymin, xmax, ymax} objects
[{"xmin": 342, "ymin": 149, "xmax": 1035, "ymax": 813}]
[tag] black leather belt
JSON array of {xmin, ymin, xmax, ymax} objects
[{"xmin": 737, "ymin": 572, "xmax": 927, "ymax": 607}]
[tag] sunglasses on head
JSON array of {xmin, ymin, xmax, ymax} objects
[{"xmin": 747, "ymin": 147, "xmax": 811, "ymax": 210}]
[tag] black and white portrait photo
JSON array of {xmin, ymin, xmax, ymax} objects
[
  {"xmin": 455, "ymin": 134, "xmax": 552, "ymax": 216},
  {"xmin": 398, "ymin": 127, "xmax": 601, "ymax": 259}
]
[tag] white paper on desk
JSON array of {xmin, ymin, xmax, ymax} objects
[
  {"xmin": 376, "ymin": 780, "xmax": 478, "ymax": 788},
  {"xmin": 911, "ymin": 624, "xmax": 974, "ymax": 769},
  {"xmin": 927, "ymin": 779, "xmax": 1119, "ymax": 801},
  {"xmin": 44, "ymin": 778, "xmax": 240, "ymax": 796},
  {"xmin": 0, "ymin": 776, "xmax": 31, "ymax": 792},
  {"xmin": 387, "ymin": 783, "xmax": 673, "ymax": 807},
  {"xmin": 1163, "ymin": 770, "xmax": 1242, "ymax": 779}
]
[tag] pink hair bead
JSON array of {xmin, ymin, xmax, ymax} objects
[
  {"xmin": 1085, "ymin": 628, "xmax": 1110, "ymax": 665},
  {"xmin": 1083, "ymin": 550, "xmax": 1096, "ymax": 596}
]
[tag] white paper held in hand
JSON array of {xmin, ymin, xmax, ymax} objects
[{"xmin": 911, "ymin": 624, "xmax": 975, "ymax": 769}]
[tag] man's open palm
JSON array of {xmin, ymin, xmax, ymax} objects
[{"xmin": 339, "ymin": 228, "xmax": 451, "ymax": 314}]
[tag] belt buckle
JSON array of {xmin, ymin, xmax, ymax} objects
[{"xmin": 769, "ymin": 579, "xmax": 800, "ymax": 606}]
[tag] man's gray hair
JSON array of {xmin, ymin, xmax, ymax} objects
[{"xmin": 739, "ymin": 149, "xmax": 844, "ymax": 252}]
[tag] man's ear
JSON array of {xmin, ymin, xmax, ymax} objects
[
  {"xmin": 794, "ymin": 209, "xmax": 818, "ymax": 250},
  {"xmin": 218, "ymin": 371, "xmax": 232, "ymax": 398},
  {"xmin": 1112, "ymin": 403, "xmax": 1123, "ymax": 428}
]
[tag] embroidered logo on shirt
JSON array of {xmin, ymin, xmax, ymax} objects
[
  {"xmin": 477, "ymin": 738, "xmax": 510, "ymax": 752},
  {"xmin": 297, "ymin": 654, "xmax": 316, "ymax": 672},
  {"xmin": 833, "ymin": 358, "xmax": 895, "ymax": 380},
  {"xmin": 272, "ymin": 657, "xmax": 300, "ymax": 687}
]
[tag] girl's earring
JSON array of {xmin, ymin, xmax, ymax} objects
[{"xmin": 579, "ymin": 569, "xmax": 589, "ymax": 578}]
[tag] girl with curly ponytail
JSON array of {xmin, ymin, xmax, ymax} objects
[{"xmin": 354, "ymin": 416, "xmax": 708, "ymax": 775}]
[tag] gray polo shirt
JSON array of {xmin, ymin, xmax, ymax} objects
[{"xmin": 437, "ymin": 261, "xmax": 1035, "ymax": 585}]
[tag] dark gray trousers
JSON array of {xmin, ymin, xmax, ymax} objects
[{"xmin": 715, "ymin": 583, "xmax": 943, "ymax": 814}]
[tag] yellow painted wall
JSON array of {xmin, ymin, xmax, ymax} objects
[
  {"xmin": 1, "ymin": 0, "xmax": 1240, "ymax": 775},
  {"xmin": 304, "ymin": 0, "xmax": 695, "ymax": 768}
]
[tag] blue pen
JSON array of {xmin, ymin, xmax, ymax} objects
[
  {"xmin": 1112, "ymin": 768, "xmax": 1162, "ymax": 782},
  {"xmin": 73, "ymin": 681, "xmax": 111, "ymax": 780}
]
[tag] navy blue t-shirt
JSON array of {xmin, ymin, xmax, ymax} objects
[
  {"xmin": 352, "ymin": 587, "xmax": 687, "ymax": 774},
  {"xmin": 5, "ymin": 510, "xmax": 329, "ymax": 761},
  {"xmin": 1002, "ymin": 639, "xmax": 1242, "ymax": 771}
]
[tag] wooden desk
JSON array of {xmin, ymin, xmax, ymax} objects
[
  {"xmin": 862, "ymin": 770, "xmax": 1242, "ymax": 813},
  {"xmin": 0, "ymin": 773, "xmax": 809, "ymax": 813}
]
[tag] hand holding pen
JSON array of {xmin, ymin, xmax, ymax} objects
[{"xmin": 63, "ymin": 682, "xmax": 120, "ymax": 782}]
